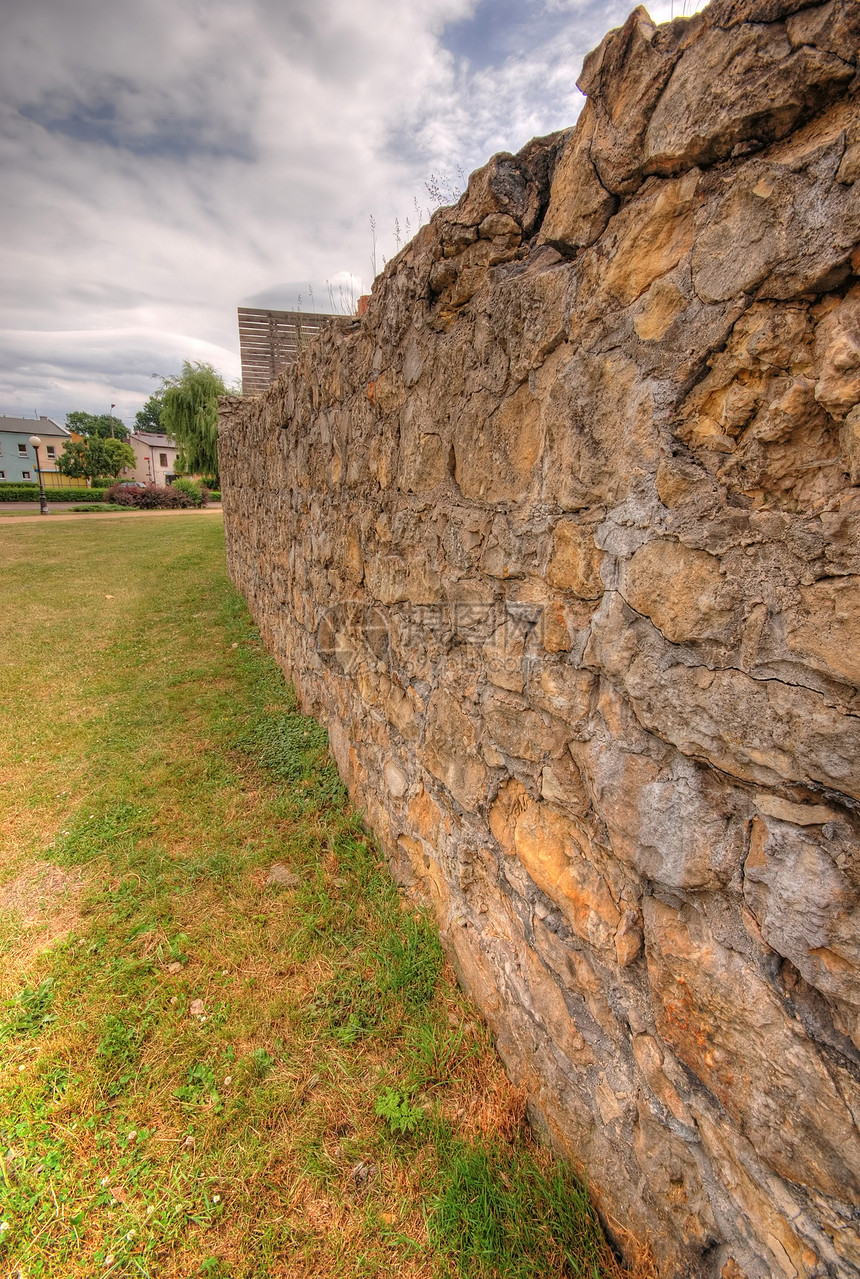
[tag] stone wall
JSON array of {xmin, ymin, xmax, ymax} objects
[{"xmin": 219, "ymin": 3, "xmax": 860, "ymax": 1274}]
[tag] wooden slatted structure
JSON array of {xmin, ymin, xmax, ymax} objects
[{"xmin": 237, "ymin": 307, "xmax": 347, "ymax": 394}]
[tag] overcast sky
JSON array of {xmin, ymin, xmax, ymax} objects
[{"xmin": 0, "ymin": 0, "xmax": 696, "ymax": 428}]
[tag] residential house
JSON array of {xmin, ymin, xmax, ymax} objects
[
  {"xmin": 127, "ymin": 433, "xmax": 180, "ymax": 486},
  {"xmin": 0, "ymin": 415, "xmax": 80, "ymax": 486}
]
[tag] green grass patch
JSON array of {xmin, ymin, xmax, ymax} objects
[
  {"xmin": 430, "ymin": 1139, "xmax": 609, "ymax": 1279},
  {"xmin": 0, "ymin": 515, "xmax": 623, "ymax": 1279},
  {"xmin": 71, "ymin": 502, "xmax": 131, "ymax": 513}
]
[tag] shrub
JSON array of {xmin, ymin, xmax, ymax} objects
[
  {"xmin": 103, "ymin": 485, "xmax": 140, "ymax": 507},
  {"xmin": 170, "ymin": 476, "xmax": 208, "ymax": 507},
  {"xmin": 136, "ymin": 484, "xmax": 194, "ymax": 509},
  {"xmin": 104, "ymin": 483, "xmax": 195, "ymax": 509}
]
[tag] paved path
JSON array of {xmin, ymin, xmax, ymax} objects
[{"xmin": 0, "ymin": 508, "xmax": 223, "ymax": 525}]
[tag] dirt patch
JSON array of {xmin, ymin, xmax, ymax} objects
[
  {"xmin": 0, "ymin": 860, "xmax": 83, "ymax": 924},
  {"xmin": 0, "ymin": 860, "xmax": 87, "ymax": 970}
]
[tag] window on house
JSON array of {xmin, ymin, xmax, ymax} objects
[
  {"xmin": 18, "ymin": 443, "xmax": 27, "ymax": 455},
  {"xmin": 159, "ymin": 453, "xmax": 168, "ymax": 467},
  {"xmin": 0, "ymin": 470, "xmax": 5, "ymax": 478},
  {"xmin": 46, "ymin": 445, "xmax": 56, "ymax": 458},
  {"xmin": 22, "ymin": 470, "xmax": 30, "ymax": 479}
]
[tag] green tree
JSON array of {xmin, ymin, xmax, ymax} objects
[
  {"xmin": 135, "ymin": 392, "xmax": 166, "ymax": 434},
  {"xmin": 57, "ymin": 439, "xmax": 104, "ymax": 483},
  {"xmin": 101, "ymin": 437, "xmax": 137, "ymax": 479},
  {"xmin": 160, "ymin": 362, "xmax": 233, "ymax": 480},
  {"xmin": 57, "ymin": 437, "xmax": 135, "ymax": 484},
  {"xmin": 66, "ymin": 410, "xmax": 129, "ymax": 440}
]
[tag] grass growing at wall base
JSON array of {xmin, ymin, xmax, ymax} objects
[
  {"xmin": 0, "ymin": 516, "xmax": 624, "ymax": 1279},
  {"xmin": 430, "ymin": 1140, "xmax": 607, "ymax": 1279}
]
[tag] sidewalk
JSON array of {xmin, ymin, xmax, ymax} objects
[{"xmin": 0, "ymin": 506, "xmax": 223, "ymax": 525}]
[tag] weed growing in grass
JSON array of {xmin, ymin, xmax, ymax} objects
[
  {"xmin": 374, "ymin": 1087, "xmax": 426, "ymax": 1137},
  {"xmin": 251, "ymin": 1047, "xmax": 275, "ymax": 1078},
  {"xmin": 0, "ymin": 517, "xmax": 627, "ymax": 1279},
  {"xmin": 97, "ymin": 1012, "xmax": 151, "ymax": 1070},
  {"xmin": 0, "ymin": 977, "xmax": 57, "ymax": 1041},
  {"xmin": 175, "ymin": 1061, "xmax": 222, "ymax": 1110}
]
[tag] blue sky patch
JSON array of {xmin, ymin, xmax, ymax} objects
[
  {"xmin": 442, "ymin": 0, "xmax": 576, "ymax": 70},
  {"xmin": 21, "ymin": 96, "xmax": 252, "ymax": 162}
]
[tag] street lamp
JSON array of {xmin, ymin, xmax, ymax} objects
[{"xmin": 28, "ymin": 436, "xmax": 50, "ymax": 515}]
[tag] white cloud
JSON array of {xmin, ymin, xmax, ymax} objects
[
  {"xmin": 0, "ymin": 0, "xmax": 677, "ymax": 426},
  {"xmin": 0, "ymin": 327, "xmax": 241, "ymax": 423}
]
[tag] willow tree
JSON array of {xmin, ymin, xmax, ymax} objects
[{"xmin": 160, "ymin": 361, "xmax": 233, "ymax": 480}]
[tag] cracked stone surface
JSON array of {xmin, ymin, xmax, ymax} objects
[{"xmin": 219, "ymin": 1, "xmax": 860, "ymax": 1274}]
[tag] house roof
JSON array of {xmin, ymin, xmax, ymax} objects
[
  {"xmin": 132, "ymin": 432, "xmax": 178, "ymax": 448},
  {"xmin": 0, "ymin": 415, "xmax": 70, "ymax": 437}
]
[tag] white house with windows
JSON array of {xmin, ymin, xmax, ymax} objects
[
  {"xmin": 0, "ymin": 415, "xmax": 73, "ymax": 484},
  {"xmin": 127, "ymin": 433, "xmax": 180, "ymax": 486}
]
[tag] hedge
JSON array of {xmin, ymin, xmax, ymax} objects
[
  {"xmin": 0, "ymin": 484, "xmax": 40, "ymax": 501},
  {"xmin": 0, "ymin": 484, "xmax": 108, "ymax": 503},
  {"xmin": 53, "ymin": 489, "xmax": 109, "ymax": 503}
]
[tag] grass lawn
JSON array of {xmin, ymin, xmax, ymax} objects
[{"xmin": 0, "ymin": 515, "xmax": 623, "ymax": 1279}]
